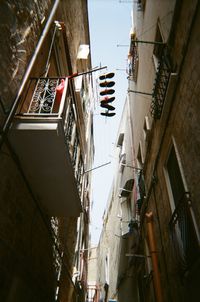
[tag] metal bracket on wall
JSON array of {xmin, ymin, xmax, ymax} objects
[
  {"xmin": 128, "ymin": 89, "xmax": 153, "ymax": 96},
  {"xmin": 132, "ymin": 40, "xmax": 166, "ymax": 46},
  {"xmin": 120, "ymin": 163, "xmax": 143, "ymax": 170},
  {"xmin": 117, "ymin": 41, "xmax": 166, "ymax": 47},
  {"xmin": 125, "ymin": 253, "xmax": 151, "ymax": 258}
]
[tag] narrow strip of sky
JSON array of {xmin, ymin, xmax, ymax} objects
[{"xmin": 88, "ymin": 0, "xmax": 132, "ymax": 245}]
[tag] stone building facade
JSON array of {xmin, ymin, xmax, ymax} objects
[
  {"xmin": 127, "ymin": 0, "xmax": 200, "ymax": 301},
  {"xmin": 0, "ymin": 1, "xmax": 94, "ymax": 301},
  {"xmin": 87, "ymin": 247, "xmax": 98, "ymax": 302},
  {"xmin": 96, "ymin": 101, "xmax": 139, "ymax": 302},
  {"xmin": 96, "ymin": 1, "xmax": 200, "ymax": 302}
]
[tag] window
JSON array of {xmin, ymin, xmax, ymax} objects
[
  {"xmin": 117, "ymin": 132, "xmax": 125, "ymax": 160},
  {"xmin": 152, "ymin": 22, "xmax": 164, "ymax": 70},
  {"xmin": 119, "ymin": 179, "xmax": 134, "ymax": 198},
  {"xmin": 165, "ymin": 141, "xmax": 187, "ymax": 211},
  {"xmin": 142, "ymin": 116, "xmax": 152, "ymax": 159},
  {"xmin": 119, "ymin": 153, "xmax": 126, "ymax": 173},
  {"xmin": 166, "ymin": 142, "xmax": 200, "ymax": 274},
  {"xmin": 117, "ymin": 133, "xmax": 124, "ymax": 147},
  {"xmin": 137, "ymin": 141, "xmax": 144, "ymax": 169},
  {"xmin": 166, "ymin": 145, "xmax": 185, "ymax": 207},
  {"xmin": 137, "ymin": 0, "xmax": 146, "ymax": 11},
  {"xmin": 105, "ymin": 253, "xmax": 109, "ymax": 285},
  {"xmin": 143, "ymin": 116, "xmax": 151, "ymax": 142},
  {"xmin": 135, "ymin": 170, "xmax": 146, "ymax": 214},
  {"xmin": 120, "ymin": 195, "xmax": 132, "ymax": 237}
]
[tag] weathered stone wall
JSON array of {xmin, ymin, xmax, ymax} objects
[
  {"xmin": 60, "ymin": 0, "xmax": 91, "ymax": 72},
  {"xmin": 136, "ymin": 1, "xmax": 200, "ymax": 301},
  {"xmin": 154, "ymin": 4, "xmax": 200, "ymax": 301},
  {"xmin": 0, "ymin": 145, "xmax": 55, "ymax": 301},
  {"xmin": 0, "ymin": 1, "xmax": 56, "ymax": 300},
  {"xmin": 0, "ymin": 0, "xmax": 53, "ymax": 126},
  {"xmin": 0, "ymin": 0, "xmax": 91, "ymax": 301}
]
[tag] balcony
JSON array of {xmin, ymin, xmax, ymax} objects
[
  {"xmin": 128, "ymin": 34, "xmax": 139, "ymax": 82},
  {"xmin": 9, "ymin": 77, "xmax": 83, "ymax": 217},
  {"xmin": 136, "ymin": 170, "xmax": 146, "ymax": 214},
  {"xmin": 169, "ymin": 192, "xmax": 200, "ymax": 275},
  {"xmin": 151, "ymin": 48, "xmax": 171, "ymax": 119}
]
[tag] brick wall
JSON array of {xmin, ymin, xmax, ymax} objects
[
  {"xmin": 140, "ymin": 1, "xmax": 200, "ymax": 301},
  {"xmin": 0, "ymin": 0, "xmax": 90, "ymax": 301},
  {"xmin": 0, "ymin": 0, "xmax": 53, "ymax": 126},
  {"xmin": 0, "ymin": 145, "xmax": 55, "ymax": 301}
]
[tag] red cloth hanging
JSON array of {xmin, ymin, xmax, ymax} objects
[{"xmin": 55, "ymin": 79, "xmax": 65, "ymax": 103}]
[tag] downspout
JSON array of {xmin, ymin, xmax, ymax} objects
[
  {"xmin": 0, "ymin": 0, "xmax": 61, "ymax": 149},
  {"xmin": 146, "ymin": 212, "xmax": 163, "ymax": 302},
  {"xmin": 96, "ymin": 284, "xmax": 100, "ymax": 302}
]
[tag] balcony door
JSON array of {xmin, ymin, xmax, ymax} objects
[
  {"xmin": 165, "ymin": 142, "xmax": 199, "ymax": 275},
  {"xmin": 166, "ymin": 144, "xmax": 185, "ymax": 209}
]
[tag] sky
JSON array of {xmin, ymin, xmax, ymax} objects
[{"xmin": 88, "ymin": 0, "xmax": 133, "ymax": 245}]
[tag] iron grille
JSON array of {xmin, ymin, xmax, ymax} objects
[
  {"xmin": 77, "ymin": 156, "xmax": 83, "ymax": 193},
  {"xmin": 151, "ymin": 49, "xmax": 171, "ymax": 119},
  {"xmin": 128, "ymin": 37, "xmax": 139, "ymax": 81},
  {"xmin": 63, "ymin": 98, "xmax": 82, "ymax": 193},
  {"xmin": 169, "ymin": 192, "xmax": 200, "ymax": 275},
  {"xmin": 65, "ymin": 105, "xmax": 75, "ymax": 145},
  {"xmin": 27, "ymin": 78, "xmax": 64, "ymax": 114},
  {"xmin": 51, "ymin": 217, "xmax": 62, "ymax": 275},
  {"xmin": 72, "ymin": 133, "xmax": 79, "ymax": 168}
]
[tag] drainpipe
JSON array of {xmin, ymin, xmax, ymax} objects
[
  {"xmin": 0, "ymin": 0, "xmax": 60, "ymax": 149},
  {"xmin": 96, "ymin": 285, "xmax": 100, "ymax": 302},
  {"xmin": 145, "ymin": 212, "xmax": 163, "ymax": 302}
]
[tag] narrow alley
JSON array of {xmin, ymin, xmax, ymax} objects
[{"xmin": 0, "ymin": 1, "xmax": 200, "ymax": 302}]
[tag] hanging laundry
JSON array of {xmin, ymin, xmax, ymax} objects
[{"xmin": 55, "ymin": 79, "xmax": 65, "ymax": 103}]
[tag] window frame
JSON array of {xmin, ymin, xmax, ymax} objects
[
  {"xmin": 163, "ymin": 137, "xmax": 188, "ymax": 212},
  {"xmin": 152, "ymin": 20, "xmax": 165, "ymax": 71}
]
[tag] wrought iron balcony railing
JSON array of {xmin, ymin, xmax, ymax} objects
[
  {"xmin": 169, "ymin": 192, "xmax": 200, "ymax": 276},
  {"xmin": 17, "ymin": 77, "xmax": 84, "ymax": 198},
  {"xmin": 77, "ymin": 156, "xmax": 84, "ymax": 194},
  {"xmin": 65, "ymin": 104, "xmax": 75, "ymax": 146},
  {"xmin": 18, "ymin": 77, "xmax": 67, "ymax": 116},
  {"xmin": 72, "ymin": 133, "xmax": 79, "ymax": 167},
  {"xmin": 128, "ymin": 36, "xmax": 139, "ymax": 82},
  {"xmin": 151, "ymin": 48, "xmax": 171, "ymax": 119}
]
